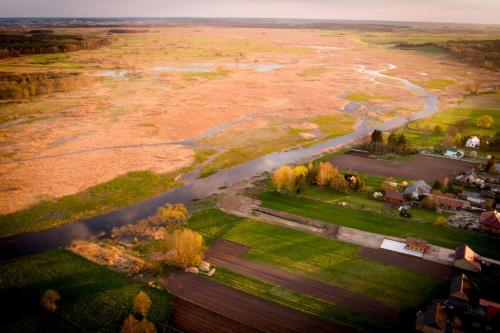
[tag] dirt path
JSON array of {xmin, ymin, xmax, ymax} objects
[
  {"xmin": 205, "ymin": 238, "xmax": 398, "ymax": 321},
  {"xmin": 358, "ymin": 247, "xmax": 454, "ymax": 280},
  {"xmin": 329, "ymin": 153, "xmax": 476, "ymax": 182},
  {"xmin": 164, "ymin": 271, "xmax": 356, "ymax": 333}
]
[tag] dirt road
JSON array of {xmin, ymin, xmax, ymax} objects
[
  {"xmin": 204, "ymin": 238, "xmax": 398, "ymax": 321},
  {"xmin": 329, "ymin": 153, "xmax": 475, "ymax": 182},
  {"xmin": 358, "ymin": 247, "xmax": 453, "ymax": 280},
  {"xmin": 164, "ymin": 271, "xmax": 357, "ymax": 333}
]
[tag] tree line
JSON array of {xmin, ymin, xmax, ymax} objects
[
  {"xmin": 0, "ymin": 71, "xmax": 80, "ymax": 101},
  {"xmin": 0, "ymin": 33, "xmax": 112, "ymax": 58}
]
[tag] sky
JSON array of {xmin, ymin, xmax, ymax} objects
[{"xmin": 0, "ymin": 0, "xmax": 499, "ymax": 25}]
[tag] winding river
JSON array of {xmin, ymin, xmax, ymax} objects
[{"xmin": 0, "ymin": 65, "xmax": 438, "ymax": 260}]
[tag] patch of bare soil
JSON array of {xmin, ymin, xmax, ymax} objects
[
  {"xmin": 329, "ymin": 153, "xmax": 476, "ymax": 182},
  {"xmin": 164, "ymin": 271, "xmax": 356, "ymax": 333}
]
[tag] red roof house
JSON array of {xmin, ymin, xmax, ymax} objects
[{"xmin": 479, "ymin": 211, "xmax": 500, "ymax": 234}]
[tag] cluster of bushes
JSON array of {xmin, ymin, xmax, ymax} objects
[
  {"xmin": 112, "ymin": 203, "xmax": 189, "ymax": 240},
  {"xmin": 111, "ymin": 203, "xmax": 205, "ymax": 270},
  {"xmin": 0, "ymin": 71, "xmax": 80, "ymax": 101},
  {"xmin": 0, "ymin": 33, "xmax": 112, "ymax": 58},
  {"xmin": 273, "ymin": 161, "xmax": 365, "ymax": 194}
]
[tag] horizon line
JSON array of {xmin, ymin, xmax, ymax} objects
[{"xmin": 0, "ymin": 16, "xmax": 499, "ymax": 27}]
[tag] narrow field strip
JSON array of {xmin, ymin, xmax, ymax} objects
[{"xmin": 205, "ymin": 238, "xmax": 398, "ymax": 321}]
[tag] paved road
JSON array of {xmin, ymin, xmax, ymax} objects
[
  {"xmin": 358, "ymin": 247, "xmax": 454, "ymax": 280},
  {"xmin": 204, "ymin": 238, "xmax": 398, "ymax": 321},
  {"xmin": 164, "ymin": 272, "xmax": 357, "ymax": 333}
]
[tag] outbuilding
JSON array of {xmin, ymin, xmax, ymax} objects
[
  {"xmin": 454, "ymin": 245, "xmax": 481, "ymax": 272},
  {"xmin": 384, "ymin": 191, "xmax": 405, "ymax": 205}
]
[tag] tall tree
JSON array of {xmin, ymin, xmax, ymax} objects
[{"xmin": 371, "ymin": 129, "xmax": 383, "ymax": 144}]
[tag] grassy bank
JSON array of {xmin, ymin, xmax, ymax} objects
[
  {"xmin": 0, "ymin": 170, "xmax": 182, "ymax": 237},
  {"xmin": 260, "ymin": 191, "xmax": 500, "ymax": 259},
  {"xmin": 189, "ymin": 209, "xmax": 442, "ymax": 307},
  {"xmin": 211, "ymin": 267, "xmax": 386, "ymax": 332},
  {"xmin": 0, "ymin": 250, "xmax": 172, "ymax": 332}
]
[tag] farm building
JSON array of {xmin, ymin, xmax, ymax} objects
[
  {"xmin": 405, "ymin": 237, "xmax": 430, "ymax": 253},
  {"xmin": 466, "ymin": 136, "xmax": 480, "ymax": 148},
  {"xmin": 479, "ymin": 210, "xmax": 500, "ymax": 234},
  {"xmin": 384, "ymin": 190, "xmax": 405, "ymax": 205},
  {"xmin": 444, "ymin": 148, "xmax": 464, "ymax": 159},
  {"xmin": 415, "ymin": 303, "xmax": 447, "ymax": 333},
  {"xmin": 454, "ymin": 245, "xmax": 481, "ymax": 272},
  {"xmin": 404, "ymin": 180, "xmax": 431, "ymax": 200},
  {"xmin": 433, "ymin": 195, "xmax": 470, "ymax": 211}
]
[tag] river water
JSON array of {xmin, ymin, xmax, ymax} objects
[{"xmin": 0, "ymin": 65, "xmax": 438, "ymax": 260}]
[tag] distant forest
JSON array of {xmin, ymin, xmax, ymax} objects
[
  {"xmin": 0, "ymin": 32, "xmax": 112, "ymax": 58},
  {"xmin": 397, "ymin": 40, "xmax": 500, "ymax": 70},
  {"xmin": 0, "ymin": 72, "xmax": 80, "ymax": 101}
]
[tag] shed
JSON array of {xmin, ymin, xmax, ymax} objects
[
  {"xmin": 454, "ymin": 245, "xmax": 481, "ymax": 272},
  {"xmin": 384, "ymin": 191, "xmax": 404, "ymax": 205},
  {"xmin": 479, "ymin": 210, "xmax": 500, "ymax": 234},
  {"xmin": 466, "ymin": 136, "xmax": 480, "ymax": 148},
  {"xmin": 405, "ymin": 237, "xmax": 430, "ymax": 253}
]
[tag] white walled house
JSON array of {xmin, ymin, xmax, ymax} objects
[{"xmin": 466, "ymin": 136, "xmax": 480, "ymax": 148}]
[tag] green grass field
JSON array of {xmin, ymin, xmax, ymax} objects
[
  {"xmin": 404, "ymin": 94, "xmax": 500, "ymax": 150},
  {"xmin": 296, "ymin": 181, "xmax": 449, "ymax": 223},
  {"xmin": 0, "ymin": 250, "xmax": 172, "ymax": 333},
  {"xmin": 211, "ymin": 267, "xmax": 385, "ymax": 332},
  {"xmin": 189, "ymin": 209, "xmax": 443, "ymax": 308},
  {"xmin": 0, "ymin": 170, "xmax": 182, "ymax": 237},
  {"xmin": 260, "ymin": 191, "xmax": 500, "ymax": 259}
]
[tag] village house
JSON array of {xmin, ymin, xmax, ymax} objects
[
  {"xmin": 449, "ymin": 274, "xmax": 479, "ymax": 309},
  {"xmin": 405, "ymin": 237, "xmax": 430, "ymax": 253},
  {"xmin": 444, "ymin": 148, "xmax": 464, "ymax": 159},
  {"xmin": 384, "ymin": 190, "xmax": 405, "ymax": 205},
  {"xmin": 417, "ymin": 274, "xmax": 500, "ymax": 333},
  {"xmin": 466, "ymin": 136, "xmax": 480, "ymax": 148},
  {"xmin": 404, "ymin": 180, "xmax": 432, "ymax": 200},
  {"xmin": 479, "ymin": 210, "xmax": 500, "ymax": 234},
  {"xmin": 454, "ymin": 245, "xmax": 481, "ymax": 272}
]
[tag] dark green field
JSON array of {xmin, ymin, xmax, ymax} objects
[{"xmin": 0, "ymin": 250, "xmax": 172, "ymax": 333}]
